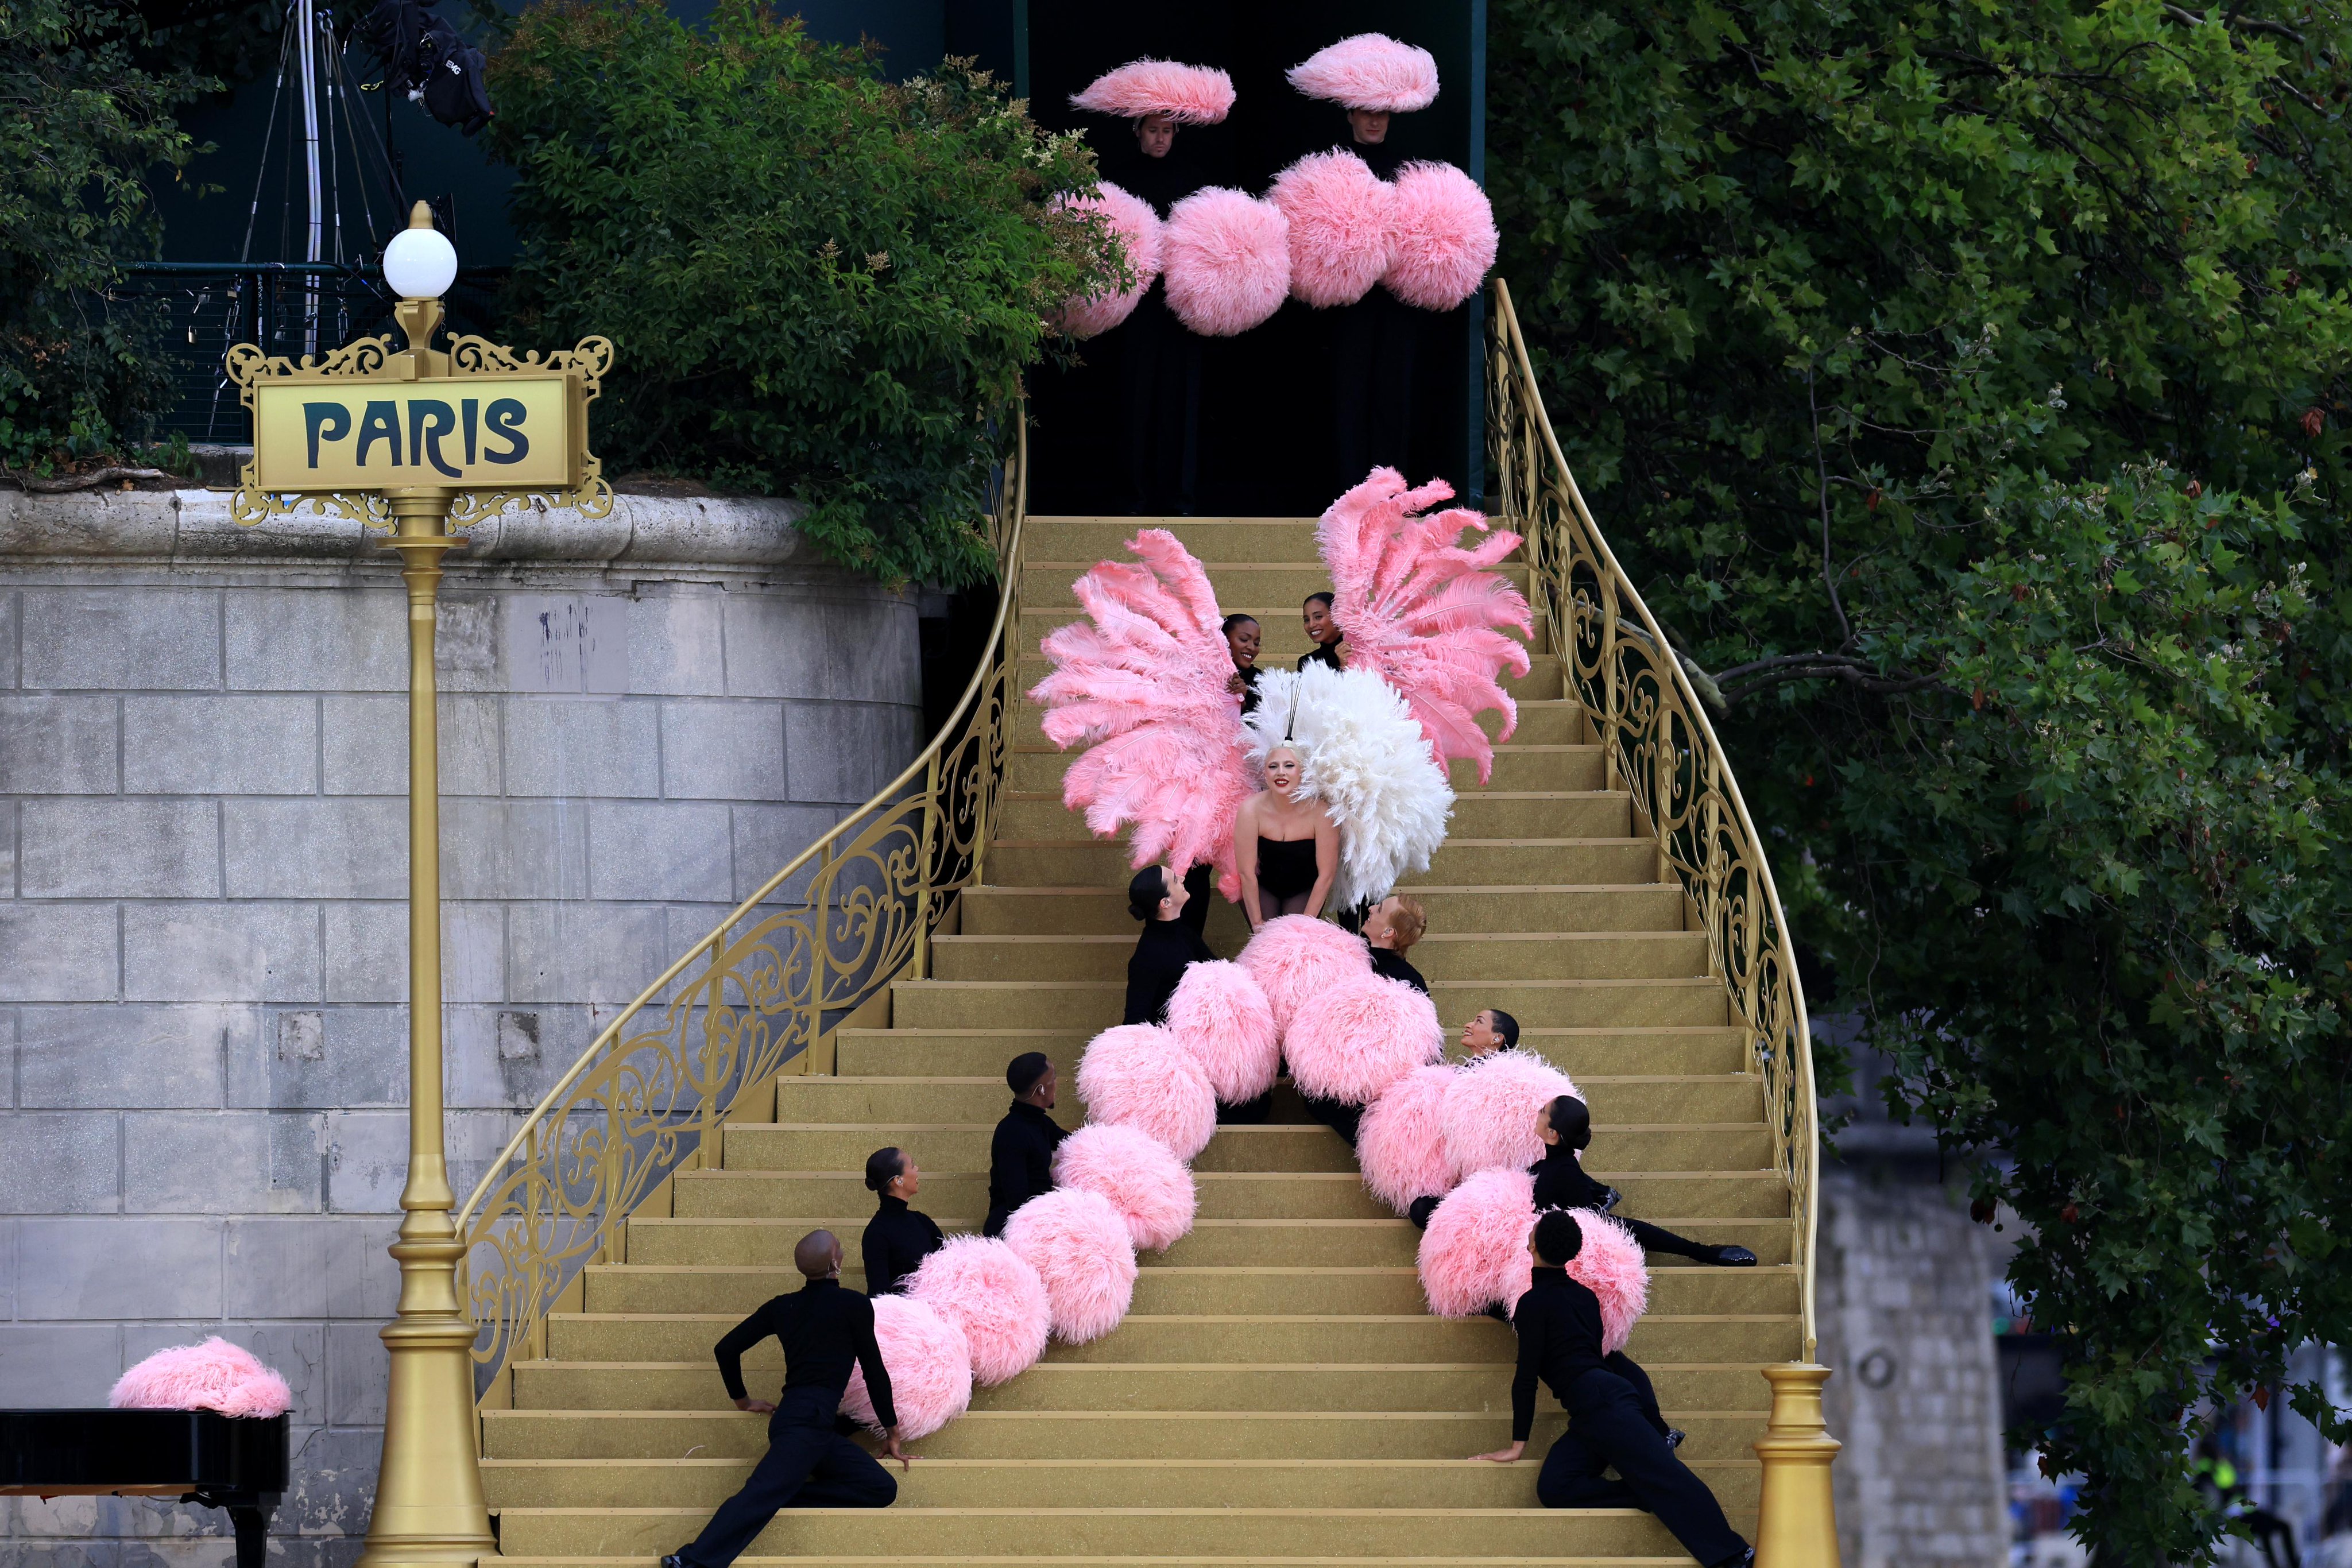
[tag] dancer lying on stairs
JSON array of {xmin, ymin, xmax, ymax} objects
[
  {"xmin": 1361, "ymin": 893, "xmax": 1428, "ymax": 992},
  {"xmin": 1535, "ymin": 1095, "xmax": 1757, "ymax": 1267},
  {"xmin": 660, "ymin": 1230, "xmax": 907, "ymax": 1568},
  {"xmin": 981, "ymin": 1052, "xmax": 1067, "ymax": 1238},
  {"xmin": 1475, "ymin": 1211, "xmax": 1753, "ymax": 1567},
  {"xmin": 859, "ymin": 1147, "xmax": 943, "ymax": 1297}
]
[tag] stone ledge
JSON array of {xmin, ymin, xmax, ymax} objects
[{"xmin": 0, "ymin": 487, "xmax": 810, "ymax": 571}]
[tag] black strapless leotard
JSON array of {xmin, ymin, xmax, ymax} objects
[{"xmin": 1256, "ymin": 836, "xmax": 1320, "ymax": 899}]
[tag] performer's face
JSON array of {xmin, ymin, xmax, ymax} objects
[
  {"xmin": 1027, "ymin": 1064, "xmax": 1058, "ymax": 1108},
  {"xmin": 890, "ymin": 1155, "xmax": 922, "ymax": 1198},
  {"xmin": 1461, "ymin": 1009, "xmax": 1503, "ymax": 1055},
  {"xmin": 1159, "ymin": 870, "xmax": 1190, "ymax": 920},
  {"xmin": 1302, "ymin": 599, "xmax": 1339, "ymax": 646},
  {"xmin": 1349, "ymin": 109, "xmax": 1391, "ymax": 145},
  {"xmin": 1137, "ymin": 115, "xmax": 1176, "ymax": 157},
  {"xmin": 1227, "ymin": 618, "xmax": 1260, "ymax": 668},
  {"xmin": 1265, "ymin": 748, "xmax": 1303, "ymax": 793},
  {"xmin": 1535, "ymin": 1101, "xmax": 1558, "ymax": 1145}
]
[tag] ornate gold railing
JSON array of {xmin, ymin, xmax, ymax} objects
[
  {"xmin": 455, "ymin": 422, "xmax": 1028, "ymax": 1392},
  {"xmin": 1488, "ymin": 280, "xmax": 1821, "ymax": 1361}
]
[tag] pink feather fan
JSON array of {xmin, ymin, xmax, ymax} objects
[
  {"xmin": 1285, "ymin": 33, "xmax": 1441, "ymax": 114},
  {"xmin": 841, "ymin": 1294, "xmax": 973, "ymax": 1439},
  {"xmin": 1356, "ymin": 1062, "xmax": 1459, "ymax": 1211},
  {"xmin": 1236, "ymin": 915, "xmax": 1371, "ymax": 1034},
  {"xmin": 1070, "ymin": 59, "xmax": 1236, "ymax": 124},
  {"xmin": 1383, "ymin": 161, "xmax": 1498, "ymax": 311},
  {"xmin": 1268, "ymin": 150, "xmax": 1395, "ymax": 308},
  {"xmin": 1441, "ymin": 1049, "xmax": 1581, "ymax": 1176},
  {"xmin": 1051, "ymin": 183, "xmax": 1162, "ymax": 339},
  {"xmin": 1029, "ymin": 529, "xmax": 1255, "ymax": 893},
  {"xmin": 1003, "ymin": 1187, "xmax": 1139, "ymax": 1344},
  {"xmin": 1075, "ymin": 1022, "xmax": 1217, "ymax": 1162},
  {"xmin": 1163, "ymin": 958, "xmax": 1280, "ymax": 1102},
  {"xmin": 1054, "ymin": 1122, "xmax": 1197, "ymax": 1251},
  {"xmin": 1285, "ymin": 970, "xmax": 1444, "ymax": 1105},
  {"xmin": 904, "ymin": 1235, "xmax": 1052, "ymax": 1387},
  {"xmin": 111, "ymin": 1337, "xmax": 292, "ymax": 1419},
  {"xmin": 1417, "ymin": 1166, "xmax": 1537, "ymax": 1318},
  {"xmin": 1569, "ymin": 1210, "xmax": 1651, "ymax": 1356},
  {"xmin": 1162, "ymin": 188, "xmax": 1291, "ymax": 337},
  {"xmin": 1317, "ymin": 468, "xmax": 1533, "ymax": 783}
]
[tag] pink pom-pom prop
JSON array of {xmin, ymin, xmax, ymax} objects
[
  {"xmin": 1236, "ymin": 915, "xmax": 1371, "ymax": 1035},
  {"xmin": 1268, "ymin": 151, "xmax": 1396, "ymax": 308},
  {"xmin": 110, "ymin": 1337, "xmax": 293, "ymax": 1419},
  {"xmin": 1070, "ymin": 59, "xmax": 1236, "ymax": 125},
  {"xmin": 1283, "ymin": 971, "xmax": 1444, "ymax": 1105},
  {"xmin": 1383, "ymin": 161, "xmax": 1497, "ymax": 311},
  {"xmin": 904, "ymin": 1236, "xmax": 1052, "ymax": 1387},
  {"xmin": 1569, "ymin": 1210, "xmax": 1651, "ymax": 1356},
  {"xmin": 1163, "ymin": 959, "xmax": 1279, "ymax": 1101},
  {"xmin": 1418, "ymin": 1167, "xmax": 1537, "ymax": 1319},
  {"xmin": 1442, "ymin": 1050, "xmax": 1581, "ymax": 1176},
  {"xmin": 1054, "ymin": 1122, "xmax": 1198, "ymax": 1251},
  {"xmin": 1051, "ymin": 183, "xmax": 1162, "ymax": 339},
  {"xmin": 840, "ymin": 1294, "xmax": 973, "ymax": 1440},
  {"xmin": 1286, "ymin": 33, "xmax": 1440, "ymax": 114},
  {"xmin": 1356, "ymin": 1063, "xmax": 1460, "ymax": 1211},
  {"xmin": 1003, "ymin": 1187, "xmax": 1139, "ymax": 1344},
  {"xmin": 1162, "ymin": 188, "xmax": 1291, "ymax": 337},
  {"xmin": 1075, "ymin": 1021, "xmax": 1218, "ymax": 1161}
]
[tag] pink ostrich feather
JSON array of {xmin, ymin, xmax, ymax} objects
[
  {"xmin": 1003, "ymin": 1187, "xmax": 1139, "ymax": 1344},
  {"xmin": 1162, "ymin": 188, "xmax": 1291, "ymax": 337},
  {"xmin": 1028, "ymin": 529, "xmax": 1255, "ymax": 895},
  {"xmin": 1356, "ymin": 1062, "xmax": 1460, "ymax": 1211},
  {"xmin": 1418, "ymin": 1167, "xmax": 1537, "ymax": 1318},
  {"xmin": 1070, "ymin": 59, "xmax": 1236, "ymax": 125},
  {"xmin": 1163, "ymin": 959, "xmax": 1279, "ymax": 1101},
  {"xmin": 1268, "ymin": 150, "xmax": 1395, "ymax": 308},
  {"xmin": 1318, "ymin": 468, "xmax": 1532, "ymax": 784},
  {"xmin": 111, "ymin": 1337, "xmax": 292, "ymax": 1419},
  {"xmin": 1285, "ymin": 33, "xmax": 1440, "ymax": 113},
  {"xmin": 1568, "ymin": 1210, "xmax": 1651, "ymax": 1356},
  {"xmin": 841, "ymin": 1294, "xmax": 973, "ymax": 1440},
  {"xmin": 1075, "ymin": 1022, "xmax": 1217, "ymax": 1162},
  {"xmin": 904, "ymin": 1236, "xmax": 1052, "ymax": 1387},
  {"xmin": 1236, "ymin": 915, "xmax": 1371, "ymax": 1035},
  {"xmin": 1383, "ymin": 161, "xmax": 1497, "ymax": 311},
  {"xmin": 1054, "ymin": 1122, "xmax": 1198, "ymax": 1251},
  {"xmin": 1442, "ymin": 1050, "xmax": 1582, "ymax": 1177},
  {"xmin": 1050, "ymin": 182, "xmax": 1162, "ymax": 339},
  {"xmin": 1285, "ymin": 971, "xmax": 1444, "ymax": 1105}
]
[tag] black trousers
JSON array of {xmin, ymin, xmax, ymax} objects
[
  {"xmin": 1622, "ymin": 1214, "xmax": 1723, "ymax": 1263},
  {"xmin": 1119, "ymin": 287, "xmax": 1201, "ymax": 513},
  {"xmin": 1539, "ymin": 1369, "xmax": 1744, "ymax": 1567},
  {"xmin": 676, "ymin": 1387, "xmax": 896, "ymax": 1568},
  {"xmin": 1300, "ymin": 1092, "xmax": 1361, "ymax": 1147},
  {"xmin": 1331, "ymin": 288, "xmax": 1421, "ymax": 490}
]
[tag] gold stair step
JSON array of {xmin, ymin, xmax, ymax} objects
[
  {"xmin": 992, "ymin": 791, "xmax": 1631, "ymax": 844},
  {"xmin": 833, "ymin": 1025, "xmax": 1753, "ymax": 1080},
  {"xmin": 925, "ymin": 930, "xmax": 1711, "ymax": 985},
  {"xmin": 1022, "ymin": 560, "xmax": 1535, "ymax": 611},
  {"xmin": 956, "ymin": 882, "xmax": 1681, "ymax": 936},
  {"xmin": 1015, "ymin": 698, "xmax": 1581, "ymax": 750},
  {"xmin": 888, "ymin": 977, "xmax": 1730, "ymax": 1032}
]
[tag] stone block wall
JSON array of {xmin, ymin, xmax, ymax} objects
[{"xmin": 0, "ymin": 487, "xmax": 924, "ymax": 1567}]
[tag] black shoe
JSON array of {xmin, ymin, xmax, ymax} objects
[
  {"xmin": 1599, "ymin": 1186, "xmax": 1623, "ymax": 1213},
  {"xmin": 1711, "ymin": 1549, "xmax": 1754, "ymax": 1568},
  {"xmin": 660, "ymin": 1555, "xmax": 688, "ymax": 1568},
  {"xmin": 1665, "ymin": 1427, "xmax": 1687, "ymax": 1450},
  {"xmin": 1708, "ymin": 1245, "xmax": 1758, "ymax": 1267},
  {"xmin": 1406, "ymin": 1195, "xmax": 1441, "ymax": 1230}
]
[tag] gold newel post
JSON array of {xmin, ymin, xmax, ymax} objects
[
  {"xmin": 226, "ymin": 203, "xmax": 613, "ymax": 1568},
  {"xmin": 1754, "ymin": 1362, "xmax": 1843, "ymax": 1565}
]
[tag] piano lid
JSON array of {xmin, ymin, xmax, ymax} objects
[{"xmin": 0, "ymin": 1410, "xmax": 291, "ymax": 1496}]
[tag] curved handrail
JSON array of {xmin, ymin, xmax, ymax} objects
[
  {"xmin": 1487, "ymin": 280, "xmax": 1821, "ymax": 1360},
  {"xmin": 455, "ymin": 420, "xmax": 1028, "ymax": 1388}
]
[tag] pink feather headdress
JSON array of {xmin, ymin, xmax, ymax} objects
[
  {"xmin": 1070, "ymin": 59, "xmax": 1236, "ymax": 124},
  {"xmin": 1286, "ymin": 34, "xmax": 1440, "ymax": 114},
  {"xmin": 1317, "ymin": 469, "xmax": 1534, "ymax": 783}
]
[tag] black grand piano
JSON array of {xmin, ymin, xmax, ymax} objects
[{"xmin": 0, "ymin": 1410, "xmax": 289, "ymax": 1568}]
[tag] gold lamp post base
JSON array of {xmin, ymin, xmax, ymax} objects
[{"xmin": 1753, "ymin": 1363, "xmax": 1842, "ymax": 1566}]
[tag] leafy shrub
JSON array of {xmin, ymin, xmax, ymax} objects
[{"xmin": 486, "ymin": 0, "xmax": 1119, "ymax": 586}]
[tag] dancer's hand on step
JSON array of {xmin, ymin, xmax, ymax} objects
[
  {"xmin": 734, "ymin": 1396, "xmax": 775, "ymax": 1414},
  {"xmin": 881, "ymin": 1429, "xmax": 912, "ymax": 1472},
  {"xmin": 1469, "ymin": 1441, "xmax": 1524, "ymax": 1464}
]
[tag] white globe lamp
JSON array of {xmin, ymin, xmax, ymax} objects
[{"xmin": 383, "ymin": 211, "xmax": 459, "ymax": 301}]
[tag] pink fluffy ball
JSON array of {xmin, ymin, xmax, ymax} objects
[
  {"xmin": 1162, "ymin": 188, "xmax": 1291, "ymax": 337},
  {"xmin": 1283, "ymin": 971, "xmax": 1444, "ymax": 1105},
  {"xmin": 1441, "ymin": 1051, "xmax": 1581, "ymax": 1176},
  {"xmin": 1003, "ymin": 1187, "xmax": 1139, "ymax": 1344},
  {"xmin": 1237, "ymin": 915, "xmax": 1371, "ymax": 1035},
  {"xmin": 1051, "ymin": 181, "xmax": 1162, "ymax": 339},
  {"xmin": 1418, "ymin": 1167, "xmax": 1537, "ymax": 1319},
  {"xmin": 904, "ymin": 1236, "xmax": 1051, "ymax": 1387},
  {"xmin": 840, "ymin": 1294, "xmax": 972, "ymax": 1439},
  {"xmin": 1383, "ymin": 161, "xmax": 1498, "ymax": 311},
  {"xmin": 1268, "ymin": 150, "xmax": 1396, "ymax": 308},
  {"xmin": 1163, "ymin": 959, "xmax": 1279, "ymax": 1101},
  {"xmin": 1569, "ymin": 1210, "xmax": 1651, "ymax": 1356},
  {"xmin": 1356, "ymin": 1063, "xmax": 1460, "ymax": 1211},
  {"xmin": 1075, "ymin": 1022, "xmax": 1217, "ymax": 1161},
  {"xmin": 1054, "ymin": 1122, "xmax": 1197, "ymax": 1251},
  {"xmin": 110, "ymin": 1337, "xmax": 292, "ymax": 1419}
]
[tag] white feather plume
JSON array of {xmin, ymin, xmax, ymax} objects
[{"xmin": 1245, "ymin": 664, "xmax": 1453, "ymax": 909}]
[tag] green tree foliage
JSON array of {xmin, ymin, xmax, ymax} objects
[
  {"xmin": 0, "ymin": 0, "xmax": 211, "ymax": 471},
  {"xmin": 486, "ymin": 1, "xmax": 1119, "ymax": 587},
  {"xmin": 1489, "ymin": 1, "xmax": 2352, "ymax": 1557}
]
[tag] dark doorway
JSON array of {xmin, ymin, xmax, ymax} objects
[{"xmin": 1026, "ymin": 0, "xmax": 1486, "ymax": 518}]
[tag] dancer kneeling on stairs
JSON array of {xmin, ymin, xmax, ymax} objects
[
  {"xmin": 1125, "ymin": 866, "xmax": 1213, "ymax": 1025},
  {"xmin": 982, "ymin": 1052, "xmax": 1068, "ymax": 1238},
  {"xmin": 660, "ymin": 1230, "xmax": 907, "ymax": 1568}
]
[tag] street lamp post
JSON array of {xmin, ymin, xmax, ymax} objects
[{"xmin": 226, "ymin": 202, "xmax": 613, "ymax": 1568}]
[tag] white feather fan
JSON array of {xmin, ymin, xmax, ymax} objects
[{"xmin": 1245, "ymin": 664, "xmax": 1453, "ymax": 909}]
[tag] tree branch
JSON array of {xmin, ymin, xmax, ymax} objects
[{"xmin": 1806, "ymin": 366, "xmax": 1856, "ymax": 652}]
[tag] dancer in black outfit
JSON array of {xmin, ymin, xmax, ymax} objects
[
  {"xmin": 1125, "ymin": 866, "xmax": 1214, "ymax": 1025},
  {"xmin": 1298, "ymin": 592, "xmax": 1346, "ymax": 671},
  {"xmin": 1475, "ymin": 1212, "xmax": 1753, "ymax": 1568},
  {"xmin": 1224, "ymin": 613, "xmax": 1264, "ymax": 715},
  {"xmin": 1107, "ymin": 114, "xmax": 1210, "ymax": 514},
  {"xmin": 981, "ymin": 1052, "xmax": 1067, "ymax": 1237},
  {"xmin": 660, "ymin": 1230, "xmax": 907, "ymax": 1568},
  {"xmin": 1323, "ymin": 115, "xmax": 1421, "ymax": 491},
  {"xmin": 1534, "ymin": 1095, "xmax": 1758, "ymax": 1267},
  {"xmin": 858, "ymin": 1147, "xmax": 943, "ymax": 1298},
  {"xmin": 1302, "ymin": 893, "xmax": 1433, "ymax": 1147}
]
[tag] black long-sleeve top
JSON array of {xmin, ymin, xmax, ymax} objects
[
  {"xmin": 1298, "ymin": 638, "xmax": 1346, "ymax": 672},
  {"xmin": 1107, "ymin": 144, "xmax": 1211, "ymax": 216},
  {"xmin": 1530, "ymin": 1140, "xmax": 1611, "ymax": 1212},
  {"xmin": 1235, "ymin": 664, "xmax": 1263, "ymax": 715},
  {"xmin": 1367, "ymin": 944, "xmax": 1428, "ymax": 995},
  {"xmin": 1328, "ymin": 140, "xmax": 1409, "ymax": 180},
  {"xmin": 986, "ymin": 1101, "xmax": 1069, "ymax": 1223},
  {"xmin": 860, "ymin": 1193, "xmax": 943, "ymax": 1298},
  {"xmin": 1509, "ymin": 1266, "xmax": 1609, "ymax": 1441},
  {"xmin": 1125, "ymin": 917, "xmax": 1216, "ymax": 1025},
  {"xmin": 713, "ymin": 1277, "xmax": 896, "ymax": 1429}
]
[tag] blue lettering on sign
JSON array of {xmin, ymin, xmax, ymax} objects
[
  {"xmin": 408, "ymin": 399, "xmax": 462, "ymax": 478},
  {"xmin": 462, "ymin": 397, "xmax": 480, "ymax": 466},
  {"xmin": 355, "ymin": 401, "xmax": 401, "ymax": 467},
  {"xmin": 484, "ymin": 398, "xmax": 529, "ymax": 464},
  {"xmin": 304, "ymin": 403, "xmax": 350, "ymax": 468}
]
